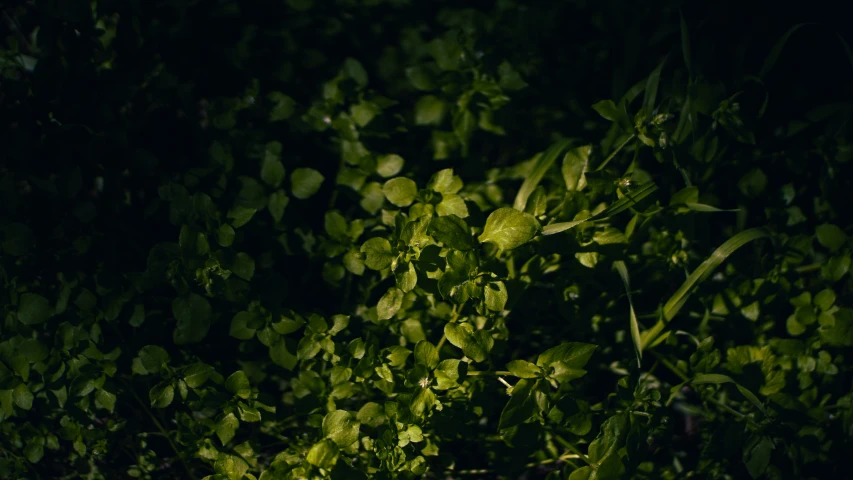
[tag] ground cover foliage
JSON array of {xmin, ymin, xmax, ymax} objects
[{"xmin": 2, "ymin": 0, "xmax": 853, "ymax": 478}]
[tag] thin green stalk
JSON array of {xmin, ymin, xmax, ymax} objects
[
  {"xmin": 551, "ymin": 434, "xmax": 590, "ymax": 465},
  {"xmin": 466, "ymin": 370, "xmax": 512, "ymax": 376},
  {"xmin": 706, "ymin": 396, "xmax": 760, "ymax": 428},
  {"xmin": 126, "ymin": 383, "xmax": 198, "ymax": 480},
  {"xmin": 595, "ymin": 134, "xmax": 636, "ymax": 172}
]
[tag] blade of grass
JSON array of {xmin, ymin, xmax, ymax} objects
[
  {"xmin": 680, "ymin": 10, "xmax": 692, "ymax": 77},
  {"xmin": 514, "ymin": 139, "xmax": 573, "ymax": 211},
  {"xmin": 542, "ymin": 181, "xmax": 658, "ymax": 235},
  {"xmin": 613, "ymin": 260, "xmax": 642, "ymax": 367},
  {"xmin": 640, "ymin": 228, "xmax": 770, "ymax": 349},
  {"xmin": 759, "ymin": 24, "xmax": 814, "ymax": 79},
  {"xmin": 643, "ymin": 57, "xmax": 668, "ymax": 113}
]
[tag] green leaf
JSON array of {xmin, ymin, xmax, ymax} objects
[
  {"xmin": 322, "ymin": 410, "xmax": 360, "ymax": 446},
  {"xmin": 225, "ymin": 371, "xmax": 252, "ymax": 399},
  {"xmin": 149, "ymin": 383, "xmax": 174, "ymax": 408},
  {"xmin": 499, "ymin": 379, "xmax": 540, "ymax": 429},
  {"xmin": 24, "ymin": 438, "xmax": 44, "ymax": 463},
  {"xmin": 588, "ymin": 413, "xmax": 628, "ymax": 463},
  {"xmin": 436, "ymin": 193, "xmax": 469, "ymax": 218},
  {"xmin": 215, "ymin": 453, "xmax": 249, "ymax": 480},
  {"xmin": 613, "ymin": 261, "xmax": 642, "ymax": 367},
  {"xmin": 94, "ymin": 389, "xmax": 116, "ymax": 412},
  {"xmin": 129, "ymin": 304, "xmax": 146, "ymax": 327},
  {"xmin": 361, "ymin": 237, "xmax": 394, "ymax": 270},
  {"xmin": 562, "ymin": 145, "xmax": 591, "ymax": 191},
  {"xmin": 377, "ymin": 287, "xmax": 404, "ymax": 320},
  {"xmin": 232, "ymin": 252, "xmax": 255, "ymax": 281},
  {"xmin": 382, "ymin": 177, "xmax": 418, "ymax": 207},
  {"xmin": 415, "ymin": 95, "xmax": 447, "ymax": 125},
  {"xmin": 428, "ymin": 215, "xmax": 473, "ymax": 250},
  {"xmin": 537, "ymin": 342, "xmax": 597, "ymax": 369},
  {"xmin": 228, "ymin": 206, "xmax": 257, "ymax": 228},
  {"xmin": 414, "ymin": 340, "xmax": 439, "ymax": 370},
  {"xmin": 410, "ymin": 387, "xmax": 436, "ymax": 417},
  {"xmin": 184, "ymin": 363, "xmax": 214, "ymax": 388},
  {"xmin": 268, "ymin": 92, "xmax": 295, "ymax": 121},
  {"xmin": 506, "ymin": 360, "xmax": 541, "ymax": 378},
  {"xmin": 816, "ymin": 224, "xmax": 846, "ymax": 252},
  {"xmin": 139, "ymin": 345, "xmax": 170, "ymax": 373},
  {"xmin": 13, "ymin": 383, "xmax": 33, "ymax": 410},
  {"xmin": 270, "ymin": 339, "xmax": 298, "ymax": 370},
  {"xmin": 18, "ymin": 293, "xmax": 53, "ymax": 326},
  {"xmin": 592, "ymin": 100, "xmax": 621, "ymax": 122},
  {"xmin": 396, "ymin": 261, "xmax": 418, "ymax": 293},
  {"xmin": 173, "ymin": 293, "xmax": 212, "ymax": 345},
  {"xmin": 484, "ymin": 281, "xmax": 508, "ymax": 311},
  {"xmin": 428, "ymin": 169, "xmax": 463, "ymax": 194},
  {"xmin": 514, "ymin": 139, "xmax": 572, "ymax": 211},
  {"xmin": 478, "ymin": 207, "xmax": 540, "ymax": 252},
  {"xmin": 291, "ymin": 168, "xmax": 325, "ymax": 199},
  {"xmin": 444, "ymin": 323, "xmax": 492, "ymax": 363},
  {"xmin": 670, "ymin": 186, "xmax": 699, "ymax": 205},
  {"xmin": 814, "ymin": 289, "xmax": 836, "ymax": 311},
  {"xmin": 376, "ymin": 154, "xmax": 404, "ymax": 178},
  {"xmin": 261, "ymin": 157, "xmax": 285, "ymax": 187},
  {"xmin": 216, "ymin": 413, "xmax": 240, "ymax": 445},
  {"xmin": 498, "ymin": 60, "xmax": 528, "ymax": 90},
  {"xmin": 743, "ymin": 436, "xmax": 774, "ymax": 478},
  {"xmin": 306, "ymin": 439, "xmax": 339, "ymax": 469},
  {"xmin": 642, "ymin": 228, "xmax": 770, "ymax": 349},
  {"xmin": 343, "ymin": 57, "xmax": 368, "ymax": 86},
  {"xmin": 70, "ymin": 376, "xmax": 95, "ymax": 397},
  {"xmin": 268, "ymin": 190, "xmax": 289, "ymax": 223},
  {"xmin": 356, "ymin": 402, "xmax": 386, "ymax": 428},
  {"xmin": 217, "ymin": 224, "xmax": 236, "ymax": 246},
  {"xmin": 230, "ymin": 311, "xmax": 258, "ymax": 340}
]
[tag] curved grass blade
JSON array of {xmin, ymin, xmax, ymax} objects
[
  {"xmin": 514, "ymin": 139, "xmax": 573, "ymax": 211},
  {"xmin": 643, "ymin": 57, "xmax": 668, "ymax": 113},
  {"xmin": 600, "ymin": 182, "xmax": 659, "ymax": 217},
  {"xmin": 759, "ymin": 24, "xmax": 814, "ymax": 79},
  {"xmin": 685, "ymin": 203, "xmax": 741, "ymax": 213},
  {"xmin": 680, "ymin": 10, "xmax": 692, "ymax": 76},
  {"xmin": 542, "ymin": 218, "xmax": 588, "ymax": 236},
  {"xmin": 613, "ymin": 260, "xmax": 642, "ymax": 367},
  {"xmin": 692, "ymin": 373, "xmax": 766, "ymax": 415},
  {"xmin": 641, "ymin": 228, "xmax": 770, "ymax": 349},
  {"xmin": 542, "ymin": 181, "xmax": 658, "ymax": 236}
]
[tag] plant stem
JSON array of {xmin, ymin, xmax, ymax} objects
[
  {"xmin": 794, "ymin": 263, "xmax": 822, "ymax": 273},
  {"xmin": 126, "ymin": 382, "xmax": 198, "ymax": 480},
  {"xmin": 551, "ymin": 434, "xmax": 590, "ymax": 465},
  {"xmin": 596, "ymin": 134, "xmax": 636, "ymax": 172},
  {"xmin": 651, "ymin": 351, "xmax": 690, "ymax": 382},
  {"xmin": 466, "ymin": 370, "xmax": 512, "ymax": 376}
]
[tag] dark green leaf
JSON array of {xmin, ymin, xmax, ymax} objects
[
  {"xmin": 18, "ymin": 293, "xmax": 53, "ymax": 326},
  {"xmin": 499, "ymin": 379, "xmax": 540, "ymax": 429}
]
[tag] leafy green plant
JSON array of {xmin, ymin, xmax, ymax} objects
[{"xmin": 2, "ymin": 1, "xmax": 852, "ymax": 479}]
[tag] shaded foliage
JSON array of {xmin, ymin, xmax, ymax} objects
[{"xmin": 1, "ymin": 1, "xmax": 853, "ymax": 479}]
